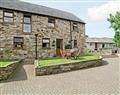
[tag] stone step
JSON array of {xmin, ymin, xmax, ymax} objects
[{"xmin": 21, "ymin": 58, "xmax": 35, "ymax": 65}]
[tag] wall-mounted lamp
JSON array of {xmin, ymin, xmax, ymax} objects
[
  {"xmin": 52, "ymin": 40, "xmax": 56, "ymax": 47},
  {"xmin": 35, "ymin": 34, "xmax": 38, "ymax": 60}
]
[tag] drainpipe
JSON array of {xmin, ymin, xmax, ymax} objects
[
  {"xmin": 35, "ymin": 34, "xmax": 38, "ymax": 60},
  {"xmin": 70, "ymin": 21, "xmax": 72, "ymax": 49}
]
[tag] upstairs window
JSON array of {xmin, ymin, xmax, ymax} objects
[
  {"xmin": 42, "ymin": 38, "xmax": 50, "ymax": 48},
  {"xmin": 4, "ymin": 11, "xmax": 14, "ymax": 23},
  {"xmin": 48, "ymin": 17, "xmax": 55, "ymax": 28},
  {"xmin": 14, "ymin": 37, "xmax": 24, "ymax": 49},
  {"xmin": 73, "ymin": 22, "xmax": 78, "ymax": 31},
  {"xmin": 23, "ymin": 15, "xmax": 31, "ymax": 33}
]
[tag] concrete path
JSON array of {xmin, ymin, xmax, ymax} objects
[{"xmin": 0, "ymin": 57, "xmax": 119, "ymax": 95}]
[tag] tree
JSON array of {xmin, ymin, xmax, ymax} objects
[{"xmin": 108, "ymin": 12, "xmax": 120, "ymax": 47}]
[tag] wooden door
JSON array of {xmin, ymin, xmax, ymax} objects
[
  {"xmin": 95, "ymin": 43, "xmax": 98, "ymax": 50},
  {"xmin": 56, "ymin": 39, "xmax": 63, "ymax": 57}
]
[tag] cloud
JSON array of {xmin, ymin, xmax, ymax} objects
[{"xmin": 88, "ymin": 0, "xmax": 120, "ymax": 21}]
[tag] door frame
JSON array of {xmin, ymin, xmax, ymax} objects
[
  {"xmin": 56, "ymin": 39, "xmax": 63, "ymax": 56},
  {"xmin": 95, "ymin": 43, "xmax": 98, "ymax": 50}
]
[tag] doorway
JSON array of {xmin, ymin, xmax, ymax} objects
[
  {"xmin": 95, "ymin": 43, "xmax": 98, "ymax": 50},
  {"xmin": 56, "ymin": 39, "xmax": 63, "ymax": 57}
]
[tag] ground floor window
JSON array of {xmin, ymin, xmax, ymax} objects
[
  {"xmin": 90, "ymin": 43, "xmax": 92, "ymax": 46},
  {"xmin": 74, "ymin": 40, "xmax": 77, "ymax": 48},
  {"xmin": 14, "ymin": 37, "xmax": 24, "ymax": 49},
  {"xmin": 42, "ymin": 38, "xmax": 50, "ymax": 48}
]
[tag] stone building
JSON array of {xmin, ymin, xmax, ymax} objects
[
  {"xmin": 86, "ymin": 37, "xmax": 114, "ymax": 51},
  {"xmin": 0, "ymin": 0, "xmax": 85, "ymax": 59}
]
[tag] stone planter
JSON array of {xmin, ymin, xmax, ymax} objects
[
  {"xmin": 0, "ymin": 61, "xmax": 20, "ymax": 81},
  {"xmin": 35, "ymin": 57, "xmax": 102, "ymax": 76}
]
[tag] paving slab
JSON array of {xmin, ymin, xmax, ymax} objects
[{"xmin": 0, "ymin": 57, "xmax": 119, "ymax": 95}]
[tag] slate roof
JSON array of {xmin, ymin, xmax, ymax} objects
[
  {"xmin": 86, "ymin": 37, "xmax": 114, "ymax": 43},
  {"xmin": 0, "ymin": 0, "xmax": 85, "ymax": 23}
]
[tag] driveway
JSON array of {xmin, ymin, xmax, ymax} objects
[{"xmin": 0, "ymin": 57, "xmax": 119, "ymax": 95}]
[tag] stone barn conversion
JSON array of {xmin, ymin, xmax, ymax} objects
[
  {"xmin": 86, "ymin": 37, "xmax": 114, "ymax": 51},
  {"xmin": 0, "ymin": 0, "xmax": 85, "ymax": 59}
]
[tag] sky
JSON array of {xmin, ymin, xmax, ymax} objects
[{"xmin": 21, "ymin": 0, "xmax": 120, "ymax": 38}]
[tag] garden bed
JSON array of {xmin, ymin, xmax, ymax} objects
[
  {"xmin": 35, "ymin": 55, "xmax": 102, "ymax": 76},
  {"xmin": 0, "ymin": 60, "xmax": 20, "ymax": 81}
]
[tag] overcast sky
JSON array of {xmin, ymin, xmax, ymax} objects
[{"xmin": 21, "ymin": 0, "xmax": 120, "ymax": 38}]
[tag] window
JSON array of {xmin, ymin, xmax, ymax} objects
[
  {"xmin": 48, "ymin": 17, "xmax": 55, "ymax": 28},
  {"xmin": 4, "ymin": 11, "xmax": 13, "ymax": 23},
  {"xmin": 90, "ymin": 43, "xmax": 92, "ymax": 46},
  {"xmin": 14, "ymin": 37, "xmax": 24, "ymax": 49},
  {"xmin": 73, "ymin": 22, "xmax": 78, "ymax": 31},
  {"xmin": 42, "ymin": 38, "xmax": 50, "ymax": 48},
  {"xmin": 23, "ymin": 15, "xmax": 31, "ymax": 33},
  {"xmin": 74, "ymin": 40, "xmax": 77, "ymax": 48}
]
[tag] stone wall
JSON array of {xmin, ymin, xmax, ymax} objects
[
  {"xmin": 0, "ymin": 61, "xmax": 19, "ymax": 81},
  {"xmin": 0, "ymin": 8, "xmax": 85, "ymax": 59},
  {"xmin": 118, "ymin": 48, "xmax": 120, "ymax": 53},
  {"xmin": 35, "ymin": 59, "xmax": 102, "ymax": 76},
  {"xmin": 91, "ymin": 50, "xmax": 112, "ymax": 56}
]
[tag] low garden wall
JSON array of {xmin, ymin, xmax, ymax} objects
[
  {"xmin": 0, "ymin": 61, "xmax": 20, "ymax": 81},
  {"xmin": 35, "ymin": 58, "xmax": 102, "ymax": 76}
]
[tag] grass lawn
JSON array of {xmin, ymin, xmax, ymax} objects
[
  {"xmin": 38, "ymin": 55, "xmax": 100, "ymax": 67},
  {"xmin": 0, "ymin": 60, "xmax": 18, "ymax": 67}
]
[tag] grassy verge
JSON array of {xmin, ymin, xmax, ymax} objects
[
  {"xmin": 38, "ymin": 55, "xmax": 101, "ymax": 67},
  {"xmin": 0, "ymin": 60, "xmax": 18, "ymax": 67}
]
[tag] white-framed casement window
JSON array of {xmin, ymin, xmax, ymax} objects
[
  {"xmin": 42, "ymin": 38, "xmax": 50, "ymax": 48},
  {"xmin": 23, "ymin": 15, "xmax": 31, "ymax": 33},
  {"xmin": 3, "ymin": 11, "xmax": 14, "ymax": 23},
  {"xmin": 48, "ymin": 17, "xmax": 55, "ymax": 28},
  {"xmin": 73, "ymin": 22, "xmax": 78, "ymax": 31},
  {"xmin": 14, "ymin": 37, "xmax": 24, "ymax": 49}
]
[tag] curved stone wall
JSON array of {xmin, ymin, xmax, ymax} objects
[
  {"xmin": 0, "ymin": 61, "xmax": 19, "ymax": 81},
  {"xmin": 35, "ymin": 59, "xmax": 102, "ymax": 76}
]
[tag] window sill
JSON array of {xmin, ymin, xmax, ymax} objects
[
  {"xmin": 3, "ymin": 22, "xmax": 14, "ymax": 25},
  {"xmin": 22, "ymin": 32, "xmax": 32, "ymax": 35},
  {"xmin": 47, "ymin": 27, "xmax": 55, "ymax": 29},
  {"xmin": 13, "ymin": 48, "xmax": 24, "ymax": 50},
  {"xmin": 42, "ymin": 48, "xmax": 51, "ymax": 50},
  {"xmin": 73, "ymin": 30, "xmax": 79, "ymax": 32}
]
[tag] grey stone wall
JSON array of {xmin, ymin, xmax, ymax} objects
[
  {"xmin": 0, "ymin": 61, "xmax": 19, "ymax": 81},
  {"xmin": 35, "ymin": 59, "xmax": 102, "ymax": 76},
  {"xmin": 0, "ymin": 9, "xmax": 85, "ymax": 59},
  {"xmin": 118, "ymin": 48, "xmax": 120, "ymax": 53}
]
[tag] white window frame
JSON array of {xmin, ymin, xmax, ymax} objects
[
  {"xmin": 4, "ymin": 11, "xmax": 14, "ymax": 23},
  {"xmin": 23, "ymin": 15, "xmax": 31, "ymax": 33}
]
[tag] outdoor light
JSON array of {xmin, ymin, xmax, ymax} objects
[
  {"xmin": 52, "ymin": 40, "xmax": 55, "ymax": 46},
  {"xmin": 35, "ymin": 34, "xmax": 38, "ymax": 37},
  {"xmin": 35, "ymin": 34, "xmax": 38, "ymax": 60}
]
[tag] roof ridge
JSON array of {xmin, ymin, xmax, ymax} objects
[
  {"xmin": 20, "ymin": 0, "xmax": 73, "ymax": 15},
  {"xmin": 20, "ymin": 0, "xmax": 85, "ymax": 23},
  {"xmin": 0, "ymin": 0, "xmax": 85, "ymax": 23}
]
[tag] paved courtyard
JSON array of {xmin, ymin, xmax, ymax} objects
[{"xmin": 0, "ymin": 57, "xmax": 120, "ymax": 95}]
